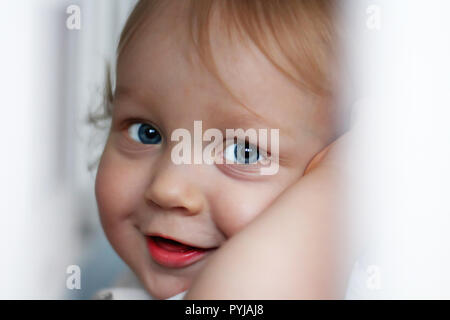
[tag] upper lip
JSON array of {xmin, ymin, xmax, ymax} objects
[{"xmin": 146, "ymin": 232, "xmax": 219, "ymax": 250}]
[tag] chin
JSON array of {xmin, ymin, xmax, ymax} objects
[
  {"xmin": 139, "ymin": 269, "xmax": 192, "ymax": 300},
  {"xmin": 145, "ymin": 281, "xmax": 190, "ymax": 300},
  {"xmin": 134, "ymin": 252, "xmax": 211, "ymax": 299}
]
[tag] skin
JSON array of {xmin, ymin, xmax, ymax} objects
[
  {"xmin": 95, "ymin": 2, "xmax": 342, "ymax": 299},
  {"xmin": 185, "ymin": 134, "xmax": 353, "ymax": 299}
]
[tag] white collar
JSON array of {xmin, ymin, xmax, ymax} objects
[{"xmin": 93, "ymin": 287, "xmax": 188, "ymax": 300}]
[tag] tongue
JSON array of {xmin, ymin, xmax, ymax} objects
[{"xmin": 153, "ymin": 237, "xmax": 199, "ymax": 252}]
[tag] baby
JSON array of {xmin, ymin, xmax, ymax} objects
[{"xmin": 94, "ymin": 0, "xmax": 351, "ymax": 299}]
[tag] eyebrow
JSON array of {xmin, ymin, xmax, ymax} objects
[
  {"xmin": 113, "ymin": 85, "xmax": 292, "ymax": 143},
  {"xmin": 214, "ymin": 112, "xmax": 279, "ymax": 133},
  {"xmin": 113, "ymin": 85, "xmax": 158, "ymax": 108},
  {"xmin": 115, "ymin": 85, "xmax": 276, "ymax": 124}
]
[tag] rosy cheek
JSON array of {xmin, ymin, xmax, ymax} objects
[
  {"xmin": 95, "ymin": 165, "xmax": 117, "ymax": 227},
  {"xmin": 212, "ymin": 187, "xmax": 277, "ymax": 237},
  {"xmin": 95, "ymin": 159, "xmax": 139, "ymax": 260},
  {"xmin": 95, "ymin": 154, "xmax": 132, "ymax": 224}
]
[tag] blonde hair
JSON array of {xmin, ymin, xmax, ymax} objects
[{"xmin": 88, "ymin": 0, "xmax": 341, "ymax": 170}]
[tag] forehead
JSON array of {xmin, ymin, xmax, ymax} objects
[{"xmin": 115, "ymin": 1, "xmax": 326, "ymax": 141}]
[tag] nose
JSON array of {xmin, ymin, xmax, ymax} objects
[{"xmin": 144, "ymin": 162, "xmax": 205, "ymax": 216}]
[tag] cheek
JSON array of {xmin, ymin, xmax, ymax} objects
[
  {"xmin": 94, "ymin": 150, "xmax": 140, "ymax": 234},
  {"xmin": 210, "ymin": 181, "xmax": 285, "ymax": 237}
]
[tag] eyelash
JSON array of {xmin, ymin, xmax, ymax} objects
[
  {"xmin": 120, "ymin": 119, "xmax": 271, "ymax": 169},
  {"xmin": 120, "ymin": 118, "xmax": 163, "ymax": 143},
  {"xmin": 127, "ymin": 122, "xmax": 163, "ymax": 145},
  {"xmin": 221, "ymin": 139, "xmax": 269, "ymax": 166}
]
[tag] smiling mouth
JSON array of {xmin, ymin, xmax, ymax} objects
[
  {"xmin": 151, "ymin": 236, "xmax": 200, "ymax": 252},
  {"xmin": 146, "ymin": 236, "xmax": 216, "ymax": 268}
]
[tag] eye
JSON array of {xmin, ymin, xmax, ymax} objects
[
  {"xmin": 127, "ymin": 123, "xmax": 162, "ymax": 145},
  {"xmin": 224, "ymin": 140, "xmax": 260, "ymax": 164}
]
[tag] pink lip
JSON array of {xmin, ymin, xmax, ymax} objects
[{"xmin": 146, "ymin": 236, "xmax": 213, "ymax": 268}]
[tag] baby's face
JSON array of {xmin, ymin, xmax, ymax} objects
[{"xmin": 95, "ymin": 3, "xmax": 337, "ymax": 299}]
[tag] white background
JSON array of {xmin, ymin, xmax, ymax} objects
[{"xmin": 0, "ymin": 0, "xmax": 136, "ymax": 299}]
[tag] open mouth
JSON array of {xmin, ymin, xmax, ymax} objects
[
  {"xmin": 150, "ymin": 236, "xmax": 203, "ymax": 252},
  {"xmin": 146, "ymin": 235, "xmax": 215, "ymax": 268}
]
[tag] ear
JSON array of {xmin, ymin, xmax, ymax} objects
[{"xmin": 303, "ymin": 143, "xmax": 333, "ymax": 175}]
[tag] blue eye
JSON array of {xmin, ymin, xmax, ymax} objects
[
  {"xmin": 128, "ymin": 123, "xmax": 162, "ymax": 144},
  {"xmin": 224, "ymin": 140, "xmax": 260, "ymax": 164}
]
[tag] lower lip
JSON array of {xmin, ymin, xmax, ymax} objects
[{"xmin": 146, "ymin": 236, "xmax": 210, "ymax": 268}]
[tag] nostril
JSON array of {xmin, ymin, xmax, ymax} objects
[
  {"xmin": 145, "ymin": 197, "xmax": 197, "ymax": 215},
  {"xmin": 144, "ymin": 173, "xmax": 205, "ymax": 215},
  {"xmin": 145, "ymin": 195, "xmax": 204, "ymax": 216}
]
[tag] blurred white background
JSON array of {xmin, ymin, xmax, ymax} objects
[
  {"xmin": 0, "ymin": 0, "xmax": 136, "ymax": 299},
  {"xmin": 343, "ymin": 0, "xmax": 450, "ymax": 299}
]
